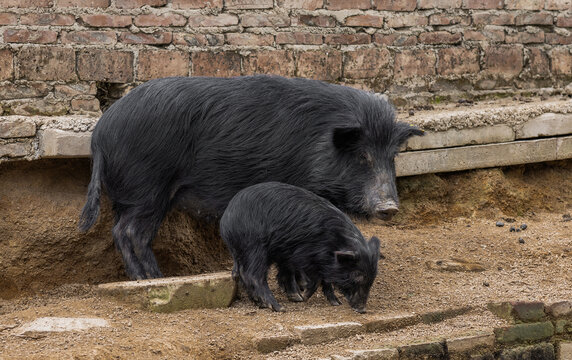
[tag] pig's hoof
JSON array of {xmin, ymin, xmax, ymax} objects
[
  {"xmin": 328, "ymin": 298, "xmax": 342, "ymax": 306},
  {"xmin": 272, "ymin": 304, "xmax": 286, "ymax": 312},
  {"xmin": 287, "ymin": 292, "xmax": 304, "ymax": 302}
]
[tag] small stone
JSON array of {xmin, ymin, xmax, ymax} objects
[
  {"xmin": 408, "ymin": 109, "xmax": 414, "ymax": 116},
  {"xmin": 520, "ymin": 223, "xmax": 527, "ymax": 230},
  {"xmin": 483, "ymin": 282, "xmax": 490, "ymax": 287},
  {"xmin": 496, "ymin": 221, "xmax": 505, "ymax": 227},
  {"xmin": 519, "ymin": 238, "xmax": 525, "ymax": 244},
  {"xmin": 509, "ymin": 226, "xmax": 516, "ymax": 232},
  {"xmin": 563, "ymin": 214, "xmax": 572, "ymax": 222}
]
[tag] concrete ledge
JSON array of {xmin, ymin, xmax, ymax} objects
[
  {"xmin": 97, "ymin": 272, "xmax": 236, "ymax": 313},
  {"xmin": 40, "ymin": 129, "xmax": 91, "ymax": 158}
]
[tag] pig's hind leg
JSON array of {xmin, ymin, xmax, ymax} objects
[{"xmin": 112, "ymin": 206, "xmax": 165, "ymax": 279}]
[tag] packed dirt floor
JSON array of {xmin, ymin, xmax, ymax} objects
[{"xmin": 0, "ymin": 159, "xmax": 571, "ymax": 359}]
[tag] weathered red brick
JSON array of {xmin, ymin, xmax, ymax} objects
[
  {"xmin": 325, "ymin": 0, "xmax": 370, "ymax": 10},
  {"xmin": 0, "ymin": 13, "xmax": 18, "ymax": 25},
  {"xmin": 545, "ymin": 33, "xmax": 572, "ymax": 45},
  {"xmin": 374, "ymin": 32, "xmax": 417, "ymax": 46},
  {"xmin": 0, "ymin": 49, "xmax": 13, "ymax": 81},
  {"xmin": 419, "ymin": 31, "xmax": 462, "ymax": 44},
  {"xmin": 374, "ymin": 0, "xmax": 416, "ymax": 11},
  {"xmin": 463, "ymin": 30, "xmax": 486, "ymax": 41},
  {"xmin": 81, "ymin": 14, "xmax": 131, "ymax": 27},
  {"xmin": 171, "ymin": 0, "xmax": 222, "ymax": 8},
  {"xmin": 387, "ymin": 14, "xmax": 428, "ymax": 28},
  {"xmin": 243, "ymin": 50, "xmax": 295, "ymax": 77},
  {"xmin": 71, "ymin": 98, "xmax": 100, "ymax": 112},
  {"xmin": 173, "ymin": 33, "xmax": 224, "ymax": 46},
  {"xmin": 345, "ymin": 14, "xmax": 384, "ymax": 28},
  {"xmin": 297, "ymin": 14, "xmax": 336, "ymax": 27},
  {"xmin": 344, "ymin": 48, "xmax": 391, "ymax": 78},
  {"xmin": 484, "ymin": 45, "xmax": 523, "ymax": 77},
  {"xmin": 325, "ymin": 33, "xmax": 371, "ymax": 45},
  {"xmin": 545, "ymin": 0, "xmax": 571, "ymax": 10},
  {"xmin": 241, "ymin": 13, "xmax": 290, "ymax": 27},
  {"xmin": 515, "ymin": 12, "xmax": 553, "ymax": 25},
  {"xmin": 550, "ymin": 47, "xmax": 572, "ymax": 76},
  {"xmin": 192, "ymin": 51, "xmax": 241, "ymax": 77},
  {"xmin": 54, "ymin": 83, "xmax": 97, "ymax": 97},
  {"xmin": 505, "ymin": 0, "xmax": 544, "ymax": 9},
  {"xmin": 224, "ymin": 0, "xmax": 272, "ymax": 9},
  {"xmin": 528, "ymin": 48, "xmax": 550, "ymax": 76},
  {"xmin": 55, "ymin": 0, "xmax": 109, "ymax": 7},
  {"xmin": 394, "ymin": 49, "xmax": 436, "ymax": 80},
  {"xmin": 472, "ymin": 12, "xmax": 515, "ymax": 25},
  {"xmin": 78, "ymin": 49, "xmax": 133, "ymax": 82},
  {"xmin": 188, "ymin": 13, "xmax": 238, "ymax": 27},
  {"xmin": 225, "ymin": 33, "xmax": 274, "ymax": 46},
  {"xmin": 19, "ymin": 46, "xmax": 76, "ymax": 81},
  {"xmin": 62, "ymin": 30, "xmax": 116, "ymax": 44},
  {"xmin": 419, "ymin": 0, "xmax": 461, "ymax": 8},
  {"xmin": 297, "ymin": 50, "xmax": 342, "ymax": 81},
  {"xmin": 429, "ymin": 14, "xmax": 470, "ymax": 26},
  {"xmin": 115, "ymin": 0, "xmax": 165, "ymax": 8},
  {"xmin": 119, "ymin": 31, "xmax": 172, "ymax": 45},
  {"xmin": 4, "ymin": 29, "xmax": 58, "ymax": 44},
  {"xmin": 276, "ymin": 32, "xmax": 322, "ymax": 44},
  {"xmin": 21, "ymin": 13, "xmax": 75, "ymax": 25},
  {"xmin": 481, "ymin": 25, "xmax": 506, "ymax": 41},
  {"xmin": 277, "ymin": 0, "xmax": 322, "ymax": 10},
  {"xmin": 137, "ymin": 50, "xmax": 189, "ymax": 80},
  {"xmin": 437, "ymin": 48, "xmax": 480, "ymax": 75},
  {"xmin": 134, "ymin": 13, "xmax": 186, "ymax": 27},
  {"xmin": 0, "ymin": 0, "xmax": 53, "ymax": 7},
  {"xmin": 506, "ymin": 31, "xmax": 544, "ymax": 43},
  {"xmin": 556, "ymin": 14, "xmax": 572, "ymax": 27},
  {"xmin": 462, "ymin": 0, "xmax": 503, "ymax": 8}
]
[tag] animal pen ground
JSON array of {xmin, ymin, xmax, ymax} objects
[{"xmin": 1, "ymin": 0, "xmax": 572, "ymax": 358}]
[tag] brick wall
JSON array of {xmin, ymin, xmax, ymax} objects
[{"xmin": 0, "ymin": 0, "xmax": 570, "ymax": 115}]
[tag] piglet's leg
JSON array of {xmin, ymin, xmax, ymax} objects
[
  {"xmin": 277, "ymin": 267, "xmax": 304, "ymax": 302},
  {"xmin": 322, "ymin": 281, "xmax": 342, "ymax": 306},
  {"xmin": 239, "ymin": 258, "xmax": 284, "ymax": 312},
  {"xmin": 299, "ymin": 272, "xmax": 319, "ymax": 301}
]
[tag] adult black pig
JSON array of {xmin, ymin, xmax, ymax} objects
[
  {"xmin": 79, "ymin": 75, "xmax": 423, "ymax": 280},
  {"xmin": 220, "ymin": 182, "xmax": 380, "ymax": 313}
]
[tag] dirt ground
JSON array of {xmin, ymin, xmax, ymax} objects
[{"xmin": 0, "ymin": 159, "xmax": 571, "ymax": 359}]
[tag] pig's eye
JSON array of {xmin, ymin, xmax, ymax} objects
[{"xmin": 359, "ymin": 152, "xmax": 373, "ymax": 167}]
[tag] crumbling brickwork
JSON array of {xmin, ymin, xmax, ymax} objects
[{"xmin": 0, "ymin": 0, "xmax": 570, "ymax": 115}]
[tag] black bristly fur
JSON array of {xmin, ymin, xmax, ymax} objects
[
  {"xmin": 219, "ymin": 182, "xmax": 380, "ymax": 313},
  {"xmin": 78, "ymin": 75, "xmax": 422, "ymax": 280}
]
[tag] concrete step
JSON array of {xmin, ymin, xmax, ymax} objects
[{"xmin": 97, "ymin": 272, "xmax": 236, "ymax": 313}]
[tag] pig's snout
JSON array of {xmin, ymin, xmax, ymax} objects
[
  {"xmin": 352, "ymin": 306, "xmax": 367, "ymax": 314},
  {"xmin": 374, "ymin": 204, "xmax": 398, "ymax": 220}
]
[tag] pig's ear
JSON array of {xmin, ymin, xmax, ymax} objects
[
  {"xmin": 335, "ymin": 250, "xmax": 357, "ymax": 264},
  {"xmin": 369, "ymin": 236, "xmax": 381, "ymax": 255},
  {"xmin": 395, "ymin": 122, "xmax": 424, "ymax": 146},
  {"xmin": 333, "ymin": 126, "xmax": 362, "ymax": 151}
]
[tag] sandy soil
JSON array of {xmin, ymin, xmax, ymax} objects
[{"xmin": 0, "ymin": 160, "xmax": 571, "ymax": 359}]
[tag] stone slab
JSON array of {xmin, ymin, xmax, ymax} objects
[
  {"xmin": 494, "ymin": 321, "xmax": 554, "ymax": 344},
  {"xmin": 0, "ymin": 119, "xmax": 36, "ymax": 138},
  {"xmin": 547, "ymin": 301, "xmax": 572, "ymax": 318},
  {"xmin": 446, "ymin": 333, "xmax": 495, "ymax": 354},
  {"xmin": 516, "ymin": 113, "xmax": 572, "ymax": 139},
  {"xmin": 97, "ymin": 272, "xmax": 236, "ymax": 313},
  {"xmin": 256, "ymin": 333, "xmax": 301, "ymax": 353},
  {"xmin": 498, "ymin": 343, "xmax": 555, "ymax": 360},
  {"xmin": 364, "ymin": 313, "xmax": 419, "ymax": 333},
  {"xmin": 405, "ymin": 124, "xmax": 515, "ymax": 151},
  {"xmin": 347, "ymin": 348, "xmax": 399, "ymax": 359},
  {"xmin": 294, "ymin": 322, "xmax": 363, "ymax": 345},
  {"xmin": 40, "ymin": 128, "xmax": 91, "ymax": 157},
  {"xmin": 421, "ymin": 306, "xmax": 472, "ymax": 324},
  {"xmin": 396, "ymin": 137, "xmax": 571, "ymax": 177},
  {"xmin": 398, "ymin": 341, "xmax": 446, "ymax": 360},
  {"xmin": 16, "ymin": 317, "xmax": 109, "ymax": 336},
  {"xmin": 558, "ymin": 136, "xmax": 572, "ymax": 160}
]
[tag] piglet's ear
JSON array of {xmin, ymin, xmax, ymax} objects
[
  {"xmin": 333, "ymin": 126, "xmax": 362, "ymax": 151},
  {"xmin": 335, "ymin": 250, "xmax": 357, "ymax": 264},
  {"xmin": 369, "ymin": 236, "xmax": 381, "ymax": 255}
]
